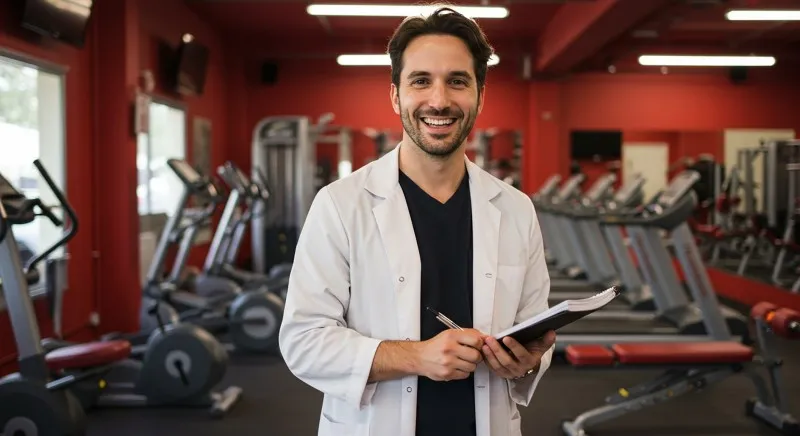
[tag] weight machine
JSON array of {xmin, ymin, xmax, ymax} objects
[
  {"xmin": 250, "ymin": 114, "xmax": 352, "ymax": 274},
  {"xmin": 471, "ymin": 128, "xmax": 523, "ymax": 189}
]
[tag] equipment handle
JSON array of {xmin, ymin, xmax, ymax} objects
[
  {"xmin": 25, "ymin": 159, "xmax": 80, "ymax": 272},
  {"xmin": 34, "ymin": 199, "xmax": 64, "ymax": 227},
  {"xmin": 255, "ymin": 167, "xmax": 271, "ymax": 200},
  {"xmin": 0, "ymin": 201, "xmax": 8, "ymax": 244}
]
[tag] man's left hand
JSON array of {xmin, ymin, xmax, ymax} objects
[{"xmin": 481, "ymin": 330, "xmax": 556, "ymax": 379}]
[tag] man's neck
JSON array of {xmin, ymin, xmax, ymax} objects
[{"xmin": 398, "ymin": 139, "xmax": 467, "ymax": 204}]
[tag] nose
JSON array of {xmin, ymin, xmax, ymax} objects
[{"xmin": 427, "ymin": 80, "xmax": 450, "ymax": 111}]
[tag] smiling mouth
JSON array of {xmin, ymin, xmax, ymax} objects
[{"xmin": 420, "ymin": 117, "xmax": 457, "ymax": 127}]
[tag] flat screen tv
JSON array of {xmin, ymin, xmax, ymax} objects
[
  {"xmin": 21, "ymin": 0, "xmax": 94, "ymax": 48},
  {"xmin": 570, "ymin": 130, "xmax": 622, "ymax": 160},
  {"xmin": 174, "ymin": 35, "xmax": 209, "ymax": 97}
]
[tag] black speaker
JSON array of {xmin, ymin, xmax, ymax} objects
[
  {"xmin": 729, "ymin": 66, "xmax": 748, "ymax": 84},
  {"xmin": 261, "ymin": 62, "xmax": 278, "ymax": 85}
]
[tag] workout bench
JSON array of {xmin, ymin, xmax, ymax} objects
[{"xmin": 561, "ymin": 301, "xmax": 800, "ymax": 436}]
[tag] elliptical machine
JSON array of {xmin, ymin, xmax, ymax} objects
[
  {"xmin": 0, "ymin": 160, "xmax": 242, "ymax": 421},
  {"xmin": 197, "ymin": 161, "xmax": 289, "ymax": 299},
  {"xmin": 0, "ymin": 160, "xmax": 129, "ymax": 435},
  {"xmin": 141, "ymin": 158, "xmax": 283, "ymax": 354}
]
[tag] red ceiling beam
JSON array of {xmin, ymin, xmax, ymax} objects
[{"xmin": 535, "ymin": 0, "xmax": 674, "ymax": 75}]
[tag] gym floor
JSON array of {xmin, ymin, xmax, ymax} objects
[{"xmin": 86, "ymin": 338, "xmax": 800, "ymax": 436}]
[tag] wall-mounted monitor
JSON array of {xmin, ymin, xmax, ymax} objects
[
  {"xmin": 21, "ymin": 0, "xmax": 94, "ymax": 48},
  {"xmin": 173, "ymin": 34, "xmax": 209, "ymax": 97},
  {"xmin": 570, "ymin": 130, "xmax": 622, "ymax": 160}
]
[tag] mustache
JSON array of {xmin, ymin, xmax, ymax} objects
[{"xmin": 415, "ymin": 108, "xmax": 463, "ymax": 118}]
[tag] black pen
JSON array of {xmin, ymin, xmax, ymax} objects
[{"xmin": 426, "ymin": 306, "xmax": 463, "ymax": 330}]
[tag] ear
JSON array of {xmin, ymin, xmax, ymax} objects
[
  {"xmin": 390, "ymin": 83, "xmax": 400, "ymax": 114},
  {"xmin": 477, "ymin": 85, "xmax": 486, "ymax": 114}
]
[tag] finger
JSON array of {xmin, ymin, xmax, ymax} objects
[
  {"xmin": 502, "ymin": 336, "xmax": 532, "ymax": 362},
  {"xmin": 525, "ymin": 330, "xmax": 557, "ymax": 352},
  {"xmin": 485, "ymin": 336, "xmax": 521, "ymax": 372},
  {"xmin": 482, "ymin": 344, "xmax": 512, "ymax": 378},
  {"xmin": 455, "ymin": 330, "xmax": 485, "ymax": 349},
  {"xmin": 455, "ymin": 345, "xmax": 484, "ymax": 364},
  {"xmin": 451, "ymin": 357, "xmax": 478, "ymax": 374}
]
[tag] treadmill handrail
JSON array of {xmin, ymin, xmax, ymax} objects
[{"xmin": 600, "ymin": 193, "xmax": 697, "ymax": 230}]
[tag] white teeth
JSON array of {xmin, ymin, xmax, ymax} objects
[{"xmin": 422, "ymin": 117, "xmax": 455, "ymax": 126}]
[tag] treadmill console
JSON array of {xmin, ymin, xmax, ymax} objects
[
  {"xmin": 169, "ymin": 159, "xmax": 203, "ymax": 185},
  {"xmin": 556, "ymin": 174, "xmax": 585, "ymax": 201},
  {"xmin": 657, "ymin": 170, "xmax": 700, "ymax": 207},
  {"xmin": 584, "ymin": 174, "xmax": 616, "ymax": 203},
  {"xmin": 168, "ymin": 159, "xmax": 217, "ymax": 198},
  {"xmin": 613, "ymin": 174, "xmax": 645, "ymax": 203},
  {"xmin": 0, "ymin": 173, "xmax": 33, "ymax": 223},
  {"xmin": 538, "ymin": 174, "xmax": 561, "ymax": 198}
]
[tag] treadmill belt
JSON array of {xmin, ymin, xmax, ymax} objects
[{"xmin": 557, "ymin": 317, "xmax": 680, "ymax": 335}]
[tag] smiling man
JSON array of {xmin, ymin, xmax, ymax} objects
[{"xmin": 279, "ymin": 7, "xmax": 555, "ymax": 436}]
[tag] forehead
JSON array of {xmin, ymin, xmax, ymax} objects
[{"xmin": 401, "ymin": 34, "xmax": 474, "ymax": 78}]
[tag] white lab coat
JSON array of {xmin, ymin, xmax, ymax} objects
[{"xmin": 279, "ymin": 144, "xmax": 553, "ymax": 436}]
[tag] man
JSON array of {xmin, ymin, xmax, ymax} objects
[{"xmin": 279, "ymin": 7, "xmax": 555, "ymax": 436}]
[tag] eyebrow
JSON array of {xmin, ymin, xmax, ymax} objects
[{"xmin": 407, "ymin": 70, "xmax": 473, "ymax": 82}]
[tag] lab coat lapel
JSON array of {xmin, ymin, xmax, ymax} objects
[
  {"xmin": 366, "ymin": 146, "xmax": 421, "ymax": 341},
  {"xmin": 466, "ymin": 159, "xmax": 501, "ymax": 436},
  {"xmin": 466, "ymin": 159, "xmax": 501, "ymax": 334}
]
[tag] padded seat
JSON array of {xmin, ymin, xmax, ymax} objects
[
  {"xmin": 565, "ymin": 344, "xmax": 614, "ymax": 366},
  {"xmin": 45, "ymin": 340, "xmax": 131, "ymax": 371},
  {"xmin": 566, "ymin": 342, "xmax": 754, "ymax": 366}
]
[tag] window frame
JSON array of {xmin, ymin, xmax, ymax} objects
[
  {"xmin": 0, "ymin": 48, "xmax": 68, "ymax": 307},
  {"xmin": 137, "ymin": 95, "xmax": 188, "ymax": 218}
]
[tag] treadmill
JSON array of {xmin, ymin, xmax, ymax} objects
[
  {"xmin": 547, "ymin": 172, "xmax": 621, "ymax": 296},
  {"xmin": 535, "ymin": 174, "xmax": 587, "ymax": 283},
  {"xmin": 552, "ymin": 170, "xmax": 749, "ymax": 351},
  {"xmin": 549, "ymin": 173, "xmax": 654, "ymax": 315},
  {"xmin": 531, "ymin": 175, "xmax": 562, "ymax": 267}
]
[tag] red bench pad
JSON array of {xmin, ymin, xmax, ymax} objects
[
  {"xmin": 46, "ymin": 340, "xmax": 131, "ymax": 371},
  {"xmin": 566, "ymin": 344, "xmax": 615, "ymax": 366},
  {"xmin": 612, "ymin": 342, "xmax": 754, "ymax": 365}
]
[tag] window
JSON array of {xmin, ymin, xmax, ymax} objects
[
  {"xmin": 137, "ymin": 100, "xmax": 186, "ymax": 217},
  {"xmin": 0, "ymin": 54, "xmax": 66, "ymax": 277}
]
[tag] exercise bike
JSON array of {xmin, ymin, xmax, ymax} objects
[
  {"xmin": 140, "ymin": 158, "xmax": 283, "ymax": 355},
  {"xmin": 0, "ymin": 160, "xmax": 241, "ymax": 420}
]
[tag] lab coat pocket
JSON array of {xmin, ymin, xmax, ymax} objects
[{"xmin": 494, "ymin": 265, "xmax": 526, "ymax": 328}]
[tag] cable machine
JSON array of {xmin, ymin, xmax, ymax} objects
[{"xmin": 250, "ymin": 113, "xmax": 352, "ymax": 274}]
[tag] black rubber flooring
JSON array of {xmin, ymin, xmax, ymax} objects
[{"xmin": 85, "ymin": 336, "xmax": 800, "ymax": 436}]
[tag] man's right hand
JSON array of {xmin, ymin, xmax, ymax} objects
[{"xmin": 415, "ymin": 329, "xmax": 485, "ymax": 381}]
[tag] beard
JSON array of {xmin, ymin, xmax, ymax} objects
[{"xmin": 399, "ymin": 100, "xmax": 478, "ymax": 159}]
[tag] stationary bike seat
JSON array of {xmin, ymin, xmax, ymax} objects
[{"xmin": 45, "ymin": 340, "xmax": 131, "ymax": 371}]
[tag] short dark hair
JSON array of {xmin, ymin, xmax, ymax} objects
[{"xmin": 387, "ymin": 6, "xmax": 494, "ymax": 89}]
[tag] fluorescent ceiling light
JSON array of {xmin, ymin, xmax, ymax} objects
[
  {"xmin": 638, "ymin": 55, "xmax": 776, "ymax": 67},
  {"xmin": 337, "ymin": 54, "xmax": 500, "ymax": 66},
  {"xmin": 307, "ymin": 4, "xmax": 509, "ymax": 19},
  {"xmin": 725, "ymin": 9, "xmax": 800, "ymax": 21}
]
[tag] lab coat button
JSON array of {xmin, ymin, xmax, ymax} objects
[
  {"xmin": 405, "ymin": 337, "xmax": 410, "ymax": 341},
  {"xmin": 399, "ymin": 276, "xmax": 405, "ymax": 282},
  {"xmin": 485, "ymin": 273, "xmax": 492, "ymax": 278},
  {"xmin": 406, "ymin": 387, "xmax": 412, "ymax": 393}
]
